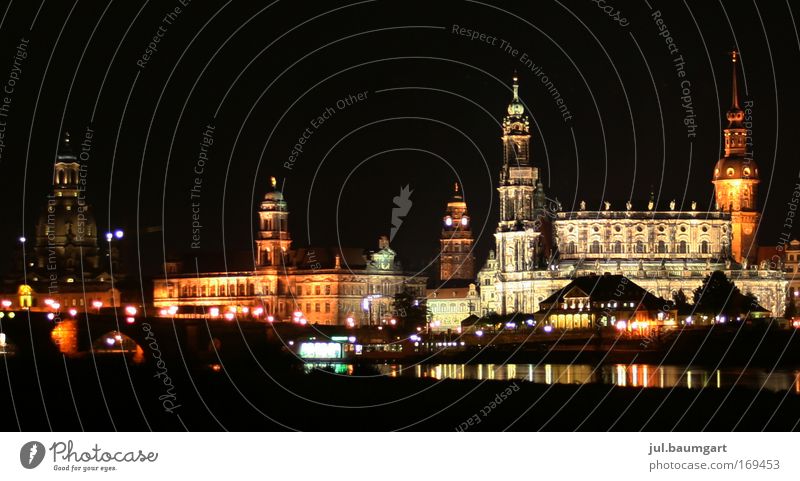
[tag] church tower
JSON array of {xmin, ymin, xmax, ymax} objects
[
  {"xmin": 256, "ymin": 177, "xmax": 291, "ymax": 268},
  {"xmin": 439, "ymin": 182, "xmax": 475, "ymax": 281},
  {"xmin": 712, "ymin": 51, "xmax": 759, "ymax": 263},
  {"xmin": 494, "ymin": 75, "xmax": 547, "ymax": 273},
  {"xmin": 34, "ymin": 132, "xmax": 101, "ymax": 274}
]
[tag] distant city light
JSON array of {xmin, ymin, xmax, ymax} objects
[
  {"xmin": 0, "ymin": 300, "xmax": 11, "ymax": 308},
  {"xmin": 168, "ymin": 306, "xmax": 178, "ymax": 315},
  {"xmin": 543, "ymin": 325, "xmax": 554, "ymax": 333},
  {"xmin": 47, "ymin": 313, "xmax": 55, "ymax": 320},
  {"xmin": 209, "ymin": 307, "xmax": 219, "ymax": 317},
  {"xmin": 44, "ymin": 299, "xmax": 54, "ymax": 306},
  {"xmin": 68, "ymin": 309, "xmax": 77, "ymax": 317},
  {"xmin": 18, "ymin": 236, "xmax": 26, "ymax": 243},
  {"xmin": 125, "ymin": 306, "xmax": 137, "ymax": 316},
  {"xmin": 114, "ymin": 229, "xmax": 124, "ymax": 239},
  {"xmin": 475, "ymin": 330, "xmax": 483, "ymax": 337},
  {"xmin": 92, "ymin": 300, "xmax": 103, "ymax": 310},
  {"xmin": 126, "ymin": 317, "xmax": 135, "ymax": 324},
  {"xmin": 348, "ymin": 336, "xmax": 356, "ymax": 343},
  {"xmin": 224, "ymin": 312, "xmax": 235, "ymax": 321},
  {"xmin": 105, "ymin": 232, "xmax": 113, "ymax": 242},
  {"xmin": 267, "ymin": 315, "xmax": 275, "ymax": 322},
  {"xmin": 105, "ymin": 337, "xmax": 115, "ymax": 346}
]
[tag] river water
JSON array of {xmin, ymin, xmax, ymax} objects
[{"xmin": 307, "ymin": 363, "xmax": 800, "ymax": 393}]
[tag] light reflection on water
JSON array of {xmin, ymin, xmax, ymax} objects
[{"xmin": 305, "ymin": 363, "xmax": 800, "ymax": 393}]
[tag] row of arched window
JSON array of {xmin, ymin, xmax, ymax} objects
[
  {"xmin": 565, "ymin": 240, "xmax": 712, "ymax": 255},
  {"xmin": 178, "ymin": 283, "xmax": 260, "ymax": 297}
]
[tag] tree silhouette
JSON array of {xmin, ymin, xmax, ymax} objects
[{"xmin": 693, "ymin": 270, "xmax": 759, "ymax": 318}]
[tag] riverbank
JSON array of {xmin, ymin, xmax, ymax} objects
[{"xmin": 1, "ymin": 355, "xmax": 798, "ymax": 431}]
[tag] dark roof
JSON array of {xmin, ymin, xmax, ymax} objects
[
  {"xmin": 287, "ymin": 246, "xmax": 368, "ymax": 270},
  {"xmin": 538, "ymin": 274, "xmax": 668, "ymax": 311},
  {"xmin": 427, "ymin": 278, "xmax": 475, "ymax": 290}
]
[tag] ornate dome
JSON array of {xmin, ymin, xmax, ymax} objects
[{"xmin": 713, "ymin": 156, "xmax": 759, "ymax": 181}]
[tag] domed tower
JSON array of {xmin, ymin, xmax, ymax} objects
[
  {"xmin": 494, "ymin": 74, "xmax": 546, "ymax": 275},
  {"xmin": 712, "ymin": 51, "xmax": 759, "ymax": 263},
  {"xmin": 498, "ymin": 73, "xmax": 540, "ymax": 230},
  {"xmin": 440, "ymin": 182, "xmax": 475, "ymax": 281},
  {"xmin": 33, "ymin": 132, "xmax": 101, "ymax": 274},
  {"xmin": 256, "ymin": 177, "xmax": 291, "ymax": 268}
]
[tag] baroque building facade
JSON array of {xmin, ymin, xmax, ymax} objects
[
  {"xmin": 1, "ymin": 133, "xmax": 121, "ymax": 312},
  {"xmin": 478, "ymin": 59, "xmax": 786, "ymax": 321},
  {"xmin": 152, "ymin": 179, "xmax": 426, "ymax": 325}
]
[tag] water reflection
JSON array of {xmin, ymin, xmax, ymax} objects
[{"xmin": 360, "ymin": 363, "xmax": 800, "ymax": 393}]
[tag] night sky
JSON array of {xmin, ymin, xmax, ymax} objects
[{"xmin": 0, "ymin": 0, "xmax": 798, "ymax": 281}]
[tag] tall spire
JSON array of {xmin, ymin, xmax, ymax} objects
[
  {"xmin": 726, "ymin": 50, "xmax": 744, "ymax": 127},
  {"xmin": 730, "ymin": 50, "xmax": 740, "ymax": 110},
  {"xmin": 507, "ymin": 72, "xmax": 525, "ymax": 117},
  {"xmin": 512, "ymin": 70, "xmax": 519, "ymax": 101}
]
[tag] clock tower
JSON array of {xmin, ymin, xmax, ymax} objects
[{"xmin": 439, "ymin": 182, "xmax": 475, "ymax": 281}]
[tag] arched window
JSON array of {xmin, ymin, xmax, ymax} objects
[
  {"xmin": 219, "ymin": 285, "xmax": 225, "ymax": 296},
  {"xmin": 590, "ymin": 240, "xmax": 601, "ymax": 254},
  {"xmin": 636, "ymin": 241, "xmax": 645, "ymax": 254},
  {"xmin": 566, "ymin": 242, "xmax": 576, "ymax": 254},
  {"xmin": 191, "ymin": 286, "xmax": 197, "ymax": 297},
  {"xmin": 678, "ymin": 241, "xmax": 687, "ymax": 254},
  {"xmin": 613, "ymin": 241, "xmax": 622, "ymax": 254},
  {"xmin": 657, "ymin": 241, "xmax": 667, "ymax": 254},
  {"xmin": 238, "ymin": 284, "xmax": 245, "ymax": 296},
  {"xmin": 210, "ymin": 285, "xmax": 217, "ymax": 297},
  {"xmin": 700, "ymin": 240, "xmax": 709, "ymax": 254},
  {"xmin": 248, "ymin": 284, "xmax": 255, "ymax": 296},
  {"xmin": 181, "ymin": 286, "xmax": 188, "ymax": 297}
]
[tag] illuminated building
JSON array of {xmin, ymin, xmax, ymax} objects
[
  {"xmin": 427, "ymin": 283, "xmax": 480, "ymax": 333},
  {"xmin": 439, "ymin": 182, "xmax": 475, "ymax": 281},
  {"xmin": 152, "ymin": 180, "xmax": 426, "ymax": 325},
  {"xmin": 1, "ymin": 132, "xmax": 121, "ymax": 312},
  {"xmin": 478, "ymin": 69, "xmax": 786, "ymax": 321},
  {"xmin": 712, "ymin": 51, "xmax": 760, "ymax": 264},
  {"xmin": 426, "ymin": 183, "xmax": 480, "ymax": 332},
  {"xmin": 534, "ymin": 274, "xmax": 677, "ymax": 332}
]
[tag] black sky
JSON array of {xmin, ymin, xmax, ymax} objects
[{"xmin": 0, "ymin": 0, "xmax": 798, "ymax": 280}]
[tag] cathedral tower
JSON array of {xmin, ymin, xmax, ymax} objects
[
  {"xmin": 494, "ymin": 75, "xmax": 547, "ymax": 273},
  {"xmin": 256, "ymin": 177, "xmax": 291, "ymax": 268},
  {"xmin": 34, "ymin": 132, "xmax": 101, "ymax": 274},
  {"xmin": 712, "ymin": 51, "xmax": 759, "ymax": 263},
  {"xmin": 439, "ymin": 182, "xmax": 475, "ymax": 281}
]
